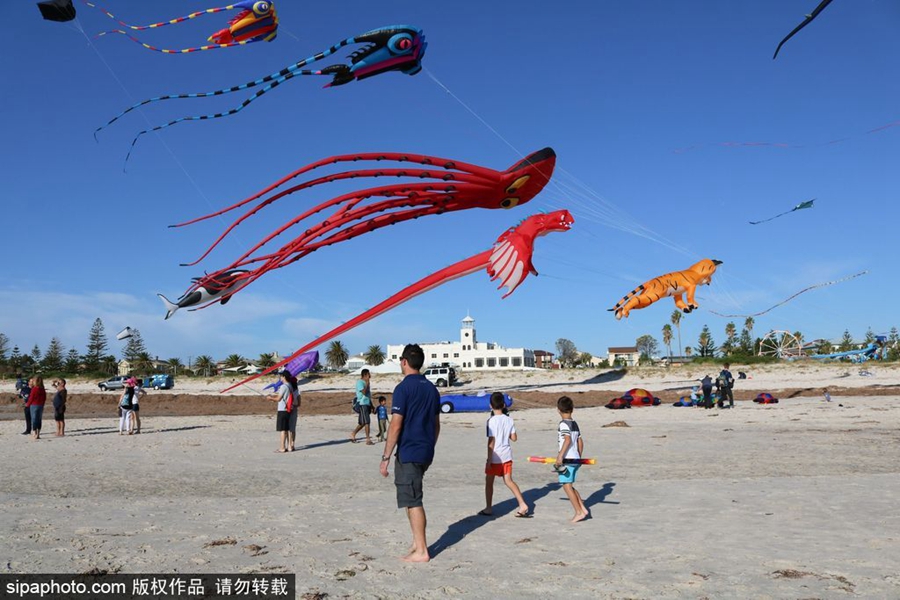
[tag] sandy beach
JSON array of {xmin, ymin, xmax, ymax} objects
[{"xmin": 2, "ymin": 364, "xmax": 899, "ymax": 598}]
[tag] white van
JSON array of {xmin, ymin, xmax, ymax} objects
[{"xmin": 422, "ymin": 365, "xmax": 456, "ymax": 387}]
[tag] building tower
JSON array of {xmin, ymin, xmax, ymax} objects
[{"xmin": 460, "ymin": 314, "xmax": 476, "ymax": 350}]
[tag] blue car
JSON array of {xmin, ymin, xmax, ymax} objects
[{"xmin": 439, "ymin": 392, "xmax": 513, "ymax": 414}]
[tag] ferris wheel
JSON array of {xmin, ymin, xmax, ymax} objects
[{"xmin": 758, "ymin": 330, "xmax": 804, "ymax": 359}]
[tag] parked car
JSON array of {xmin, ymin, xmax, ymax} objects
[
  {"xmin": 98, "ymin": 376, "xmax": 129, "ymax": 391},
  {"xmin": 142, "ymin": 374, "xmax": 175, "ymax": 390},
  {"xmin": 439, "ymin": 392, "xmax": 512, "ymax": 414},
  {"xmin": 423, "ymin": 365, "xmax": 457, "ymax": 388}
]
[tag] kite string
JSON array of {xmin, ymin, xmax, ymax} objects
[
  {"xmin": 706, "ymin": 270, "xmax": 868, "ymax": 318},
  {"xmin": 424, "ymin": 67, "xmax": 698, "ymax": 261}
]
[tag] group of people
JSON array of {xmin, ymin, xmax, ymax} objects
[
  {"xmin": 699, "ymin": 362, "xmax": 735, "ymax": 409},
  {"xmin": 118, "ymin": 377, "xmax": 145, "ymax": 435},
  {"xmin": 372, "ymin": 344, "xmax": 590, "ymax": 563},
  {"xmin": 16, "ymin": 373, "xmax": 68, "ymax": 439}
]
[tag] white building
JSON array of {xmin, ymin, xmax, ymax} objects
[{"xmin": 386, "ymin": 315, "xmax": 535, "ymax": 370}]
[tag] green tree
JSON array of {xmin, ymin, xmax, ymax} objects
[
  {"xmin": 889, "ymin": 326, "xmax": 899, "ymax": 346},
  {"xmin": 85, "ymin": 318, "xmax": 109, "ymax": 371},
  {"xmin": 661, "ymin": 324, "xmax": 673, "ymax": 358},
  {"xmin": 30, "ymin": 344, "xmax": 42, "ymax": 365},
  {"xmin": 635, "ymin": 334, "xmax": 658, "ymax": 360},
  {"xmin": 123, "ymin": 329, "xmax": 148, "ymax": 363},
  {"xmin": 325, "ymin": 341, "xmax": 349, "ymax": 370},
  {"xmin": 817, "ymin": 339, "xmax": 834, "ymax": 355},
  {"xmin": 64, "ymin": 348, "xmax": 81, "ymax": 373},
  {"xmin": 100, "ymin": 355, "xmax": 118, "ymax": 375},
  {"xmin": 364, "ymin": 345, "xmax": 386, "ymax": 366},
  {"xmin": 555, "ymin": 338, "xmax": 578, "ymax": 368},
  {"xmin": 744, "ymin": 316, "xmax": 755, "ymax": 337},
  {"xmin": 133, "ymin": 351, "xmax": 154, "ymax": 374},
  {"xmin": 838, "ymin": 329, "xmax": 854, "ymax": 352},
  {"xmin": 224, "ymin": 354, "xmax": 246, "ymax": 369},
  {"xmin": 864, "ymin": 327, "xmax": 876, "ymax": 344},
  {"xmin": 255, "ymin": 353, "xmax": 274, "ymax": 369},
  {"xmin": 721, "ymin": 322, "xmax": 737, "ymax": 356},
  {"xmin": 578, "ymin": 351, "xmax": 593, "ymax": 366},
  {"xmin": 793, "ymin": 331, "xmax": 804, "ymax": 347},
  {"xmin": 738, "ymin": 328, "xmax": 753, "ymax": 355},
  {"xmin": 694, "ymin": 325, "xmax": 717, "ymax": 357},
  {"xmin": 167, "ymin": 357, "xmax": 184, "ymax": 374},
  {"xmin": 671, "ymin": 310, "xmax": 683, "ymax": 356},
  {"xmin": 9, "ymin": 345, "xmax": 21, "ymax": 371},
  {"xmin": 0, "ymin": 332, "xmax": 9, "ymax": 364},
  {"xmin": 42, "ymin": 337, "xmax": 66, "ymax": 372},
  {"xmin": 194, "ymin": 355, "xmax": 215, "ymax": 376}
]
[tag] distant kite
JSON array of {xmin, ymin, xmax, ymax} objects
[
  {"xmin": 773, "ymin": 0, "xmax": 835, "ymax": 59},
  {"xmin": 37, "ymin": 0, "xmax": 76, "ymax": 21},
  {"xmin": 158, "ymin": 148, "xmax": 557, "ymax": 316},
  {"xmin": 85, "ymin": 1, "xmax": 278, "ymax": 54},
  {"xmin": 609, "ymin": 259, "xmax": 723, "ymax": 319},
  {"xmin": 749, "ymin": 199, "xmax": 815, "ymax": 225},
  {"xmin": 95, "ymin": 25, "xmax": 426, "ymax": 164},
  {"xmin": 116, "ymin": 326, "xmax": 135, "ymax": 340},
  {"xmin": 707, "ymin": 270, "xmax": 868, "ymax": 318},
  {"xmin": 221, "ymin": 210, "xmax": 574, "ymax": 392}
]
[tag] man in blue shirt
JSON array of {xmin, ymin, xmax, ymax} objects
[
  {"xmin": 380, "ymin": 344, "xmax": 441, "ymax": 563},
  {"xmin": 16, "ymin": 374, "xmax": 32, "ymax": 435}
]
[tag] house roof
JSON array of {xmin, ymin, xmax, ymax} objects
[{"xmin": 608, "ymin": 346, "xmax": 638, "ymax": 353}]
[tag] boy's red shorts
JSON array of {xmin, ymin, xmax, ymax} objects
[{"xmin": 485, "ymin": 461, "xmax": 513, "ymax": 477}]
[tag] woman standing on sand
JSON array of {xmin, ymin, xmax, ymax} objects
[
  {"xmin": 267, "ymin": 371, "xmax": 297, "ymax": 452},
  {"xmin": 24, "ymin": 376, "xmax": 46, "ymax": 440},
  {"xmin": 52, "ymin": 378, "xmax": 67, "ymax": 437}
]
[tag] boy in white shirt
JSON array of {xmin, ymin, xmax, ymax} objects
[
  {"xmin": 556, "ymin": 396, "xmax": 589, "ymax": 523},
  {"xmin": 479, "ymin": 392, "xmax": 531, "ymax": 518}
]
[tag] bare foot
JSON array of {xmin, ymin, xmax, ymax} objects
[
  {"xmin": 401, "ymin": 550, "xmax": 430, "ymax": 563},
  {"xmin": 571, "ymin": 511, "xmax": 589, "ymax": 523},
  {"xmin": 274, "ymin": 449, "xmax": 287, "ymax": 453}
]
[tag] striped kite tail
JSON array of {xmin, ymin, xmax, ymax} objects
[
  {"xmin": 82, "ymin": 1, "xmax": 232, "ymax": 31},
  {"xmin": 94, "ymin": 29, "xmax": 258, "ymax": 54},
  {"xmin": 608, "ymin": 284, "xmax": 645, "ymax": 316}
]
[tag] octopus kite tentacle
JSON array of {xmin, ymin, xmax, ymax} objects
[
  {"xmin": 773, "ymin": 0, "xmax": 835, "ymax": 59},
  {"xmin": 706, "ymin": 271, "xmax": 868, "ymax": 318},
  {"xmin": 220, "ymin": 210, "xmax": 574, "ymax": 392},
  {"xmin": 94, "ymin": 29, "xmax": 272, "ymax": 54},
  {"xmin": 96, "ymin": 25, "xmax": 426, "ymax": 164},
  {"xmin": 158, "ymin": 148, "xmax": 557, "ymax": 316}
]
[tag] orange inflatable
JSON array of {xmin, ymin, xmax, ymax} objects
[{"xmin": 609, "ymin": 259, "xmax": 722, "ymax": 319}]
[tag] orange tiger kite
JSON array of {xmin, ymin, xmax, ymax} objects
[{"xmin": 609, "ymin": 259, "xmax": 722, "ymax": 319}]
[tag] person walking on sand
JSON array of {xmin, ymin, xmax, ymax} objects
[
  {"xmin": 350, "ymin": 368, "xmax": 374, "ymax": 444},
  {"xmin": 16, "ymin": 374, "xmax": 32, "ymax": 435},
  {"xmin": 119, "ymin": 379, "xmax": 135, "ymax": 435},
  {"xmin": 52, "ymin": 378, "xmax": 68, "ymax": 437},
  {"xmin": 479, "ymin": 392, "xmax": 530, "ymax": 518},
  {"xmin": 268, "ymin": 371, "xmax": 295, "ymax": 452},
  {"xmin": 24, "ymin": 376, "xmax": 46, "ymax": 440},
  {"xmin": 555, "ymin": 396, "xmax": 588, "ymax": 523},
  {"xmin": 131, "ymin": 378, "xmax": 145, "ymax": 434},
  {"xmin": 379, "ymin": 344, "xmax": 441, "ymax": 563}
]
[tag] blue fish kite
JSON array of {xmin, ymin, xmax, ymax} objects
[{"xmin": 749, "ymin": 199, "xmax": 815, "ymax": 225}]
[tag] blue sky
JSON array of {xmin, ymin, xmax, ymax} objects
[{"xmin": 1, "ymin": 1, "xmax": 897, "ymax": 363}]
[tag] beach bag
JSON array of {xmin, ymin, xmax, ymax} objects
[{"xmin": 352, "ymin": 398, "xmax": 360, "ymax": 414}]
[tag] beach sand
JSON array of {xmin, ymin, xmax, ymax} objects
[{"xmin": 3, "ymin": 364, "xmax": 900, "ymax": 598}]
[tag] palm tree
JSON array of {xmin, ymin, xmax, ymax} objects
[
  {"xmin": 167, "ymin": 357, "xmax": 184, "ymax": 374},
  {"xmin": 258, "ymin": 353, "xmax": 276, "ymax": 368},
  {"xmin": 100, "ymin": 355, "xmax": 118, "ymax": 375},
  {"xmin": 744, "ymin": 316, "xmax": 754, "ymax": 337},
  {"xmin": 325, "ymin": 340, "xmax": 349, "ymax": 370},
  {"xmin": 364, "ymin": 345, "xmax": 386, "ymax": 366},
  {"xmin": 685, "ymin": 346, "xmax": 693, "ymax": 357},
  {"xmin": 723, "ymin": 321, "xmax": 737, "ymax": 356},
  {"xmin": 224, "ymin": 354, "xmax": 246, "ymax": 369},
  {"xmin": 134, "ymin": 351, "xmax": 154, "ymax": 374},
  {"xmin": 661, "ymin": 324, "xmax": 673, "ymax": 358},
  {"xmin": 671, "ymin": 310, "xmax": 683, "ymax": 357},
  {"xmin": 194, "ymin": 355, "xmax": 215, "ymax": 376}
]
